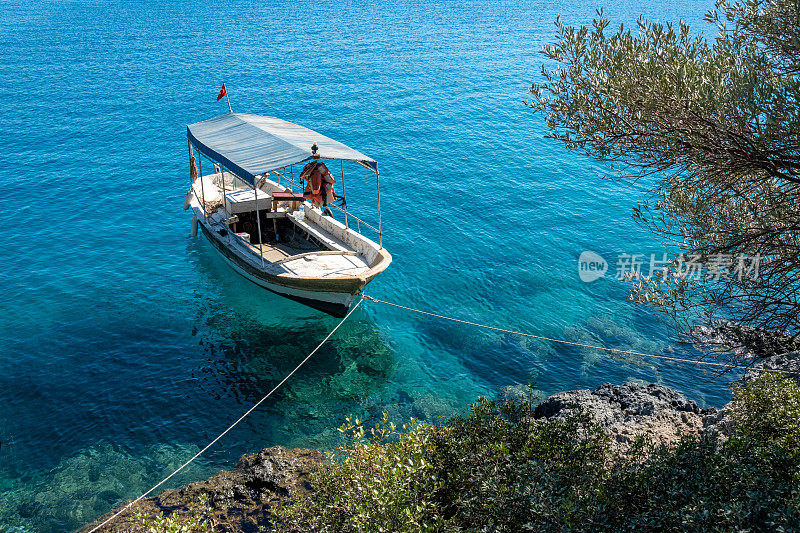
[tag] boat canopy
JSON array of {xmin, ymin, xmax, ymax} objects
[{"xmin": 187, "ymin": 112, "xmax": 378, "ymax": 186}]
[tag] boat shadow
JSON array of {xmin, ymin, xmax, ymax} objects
[{"xmin": 187, "ymin": 237, "xmax": 396, "ymax": 442}]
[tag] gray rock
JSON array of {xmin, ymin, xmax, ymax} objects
[
  {"xmin": 534, "ymin": 382, "xmax": 718, "ymax": 451},
  {"xmin": 742, "ymin": 350, "xmax": 800, "ymax": 385},
  {"xmin": 82, "ymin": 446, "xmax": 326, "ymax": 532},
  {"xmin": 692, "ymin": 321, "xmax": 798, "ymax": 359}
]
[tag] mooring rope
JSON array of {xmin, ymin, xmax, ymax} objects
[
  {"xmin": 88, "ymin": 296, "xmax": 363, "ymax": 533},
  {"xmin": 89, "ymin": 290, "xmax": 793, "ymax": 530},
  {"xmin": 361, "ymin": 294, "xmax": 793, "ymax": 374}
]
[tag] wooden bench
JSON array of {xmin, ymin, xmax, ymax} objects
[
  {"xmin": 271, "ymin": 191, "xmax": 308, "ymax": 212},
  {"xmin": 288, "ymin": 212, "xmax": 350, "ymax": 253}
]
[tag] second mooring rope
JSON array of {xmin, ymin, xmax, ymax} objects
[{"xmin": 361, "ymin": 294, "xmax": 792, "ymax": 374}]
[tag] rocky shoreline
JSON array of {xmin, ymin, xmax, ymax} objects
[
  {"xmin": 86, "ymin": 373, "xmax": 775, "ymax": 532},
  {"xmin": 533, "ymin": 382, "xmax": 722, "ymax": 453},
  {"xmin": 84, "ymin": 446, "xmax": 326, "ymax": 532}
]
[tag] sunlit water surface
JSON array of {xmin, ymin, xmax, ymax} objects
[{"xmin": 0, "ymin": 0, "xmax": 724, "ymax": 529}]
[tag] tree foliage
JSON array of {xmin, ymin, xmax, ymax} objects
[{"xmin": 529, "ymin": 0, "xmax": 800, "ymax": 352}]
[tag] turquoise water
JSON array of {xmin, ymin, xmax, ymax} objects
[{"xmin": 0, "ymin": 0, "xmax": 728, "ymax": 530}]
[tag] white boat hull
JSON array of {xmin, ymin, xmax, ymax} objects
[
  {"xmin": 186, "ymin": 171, "xmax": 391, "ymax": 317},
  {"xmin": 197, "ymin": 221, "xmax": 359, "ymax": 317}
]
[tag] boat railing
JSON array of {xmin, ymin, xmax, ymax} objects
[
  {"xmin": 190, "ymin": 172, "xmax": 381, "ymax": 238},
  {"xmin": 325, "ymin": 202, "xmax": 380, "ymax": 235},
  {"xmin": 272, "ymin": 168, "xmax": 382, "ymax": 242}
]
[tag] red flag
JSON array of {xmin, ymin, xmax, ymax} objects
[{"xmin": 216, "ymin": 83, "xmax": 227, "ymax": 101}]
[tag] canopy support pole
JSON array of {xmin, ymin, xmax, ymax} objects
[
  {"xmin": 221, "ymin": 166, "xmax": 228, "ymax": 212},
  {"xmin": 376, "ymin": 169, "xmax": 383, "ymax": 248},
  {"xmin": 341, "ymin": 160, "xmax": 349, "ymax": 229},
  {"xmin": 198, "ymin": 156, "xmax": 207, "ymax": 221},
  {"xmin": 253, "ymin": 178, "xmax": 265, "ymax": 267},
  {"xmin": 188, "ymin": 140, "xmax": 193, "ymax": 186},
  {"xmin": 221, "ymin": 166, "xmax": 231, "ymax": 244},
  {"xmin": 189, "ymin": 139, "xmax": 208, "ymax": 222}
]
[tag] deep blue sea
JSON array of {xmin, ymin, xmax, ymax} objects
[{"xmin": 0, "ymin": 0, "xmax": 728, "ymax": 530}]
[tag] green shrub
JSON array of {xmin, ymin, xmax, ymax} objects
[
  {"xmin": 131, "ymin": 494, "xmax": 213, "ymax": 532},
  {"xmin": 426, "ymin": 393, "xmax": 609, "ymax": 532},
  {"xmin": 273, "ymin": 389, "xmax": 609, "ymax": 532},
  {"xmin": 275, "ymin": 413, "xmax": 444, "ymax": 532},
  {"xmin": 275, "ymin": 379, "xmax": 800, "ymax": 532},
  {"xmin": 586, "ymin": 431, "xmax": 800, "ymax": 531},
  {"xmin": 731, "ymin": 373, "xmax": 800, "ymax": 451}
]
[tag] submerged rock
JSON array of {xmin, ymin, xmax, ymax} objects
[
  {"xmin": 533, "ymin": 382, "xmax": 719, "ymax": 451},
  {"xmin": 742, "ymin": 350, "xmax": 800, "ymax": 385},
  {"xmin": 692, "ymin": 321, "xmax": 799, "ymax": 360},
  {"xmin": 83, "ymin": 446, "xmax": 325, "ymax": 532}
]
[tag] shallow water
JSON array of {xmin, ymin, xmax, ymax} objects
[{"xmin": 0, "ymin": 0, "xmax": 726, "ymax": 529}]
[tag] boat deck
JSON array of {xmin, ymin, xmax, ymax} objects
[
  {"xmin": 236, "ymin": 231, "xmax": 371, "ymax": 278},
  {"xmin": 268, "ymin": 252, "xmax": 370, "ymax": 277},
  {"xmin": 245, "ymin": 240, "xmax": 316, "ymax": 263},
  {"xmin": 195, "ymin": 181, "xmax": 375, "ymax": 280}
]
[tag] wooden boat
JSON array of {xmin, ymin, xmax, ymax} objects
[{"xmin": 183, "ymin": 112, "xmax": 391, "ymax": 317}]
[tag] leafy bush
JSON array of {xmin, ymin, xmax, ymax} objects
[
  {"xmin": 274, "ymin": 379, "xmax": 800, "ymax": 532},
  {"xmin": 273, "ymin": 389, "xmax": 608, "ymax": 532},
  {"xmin": 730, "ymin": 373, "xmax": 800, "ymax": 450},
  {"xmin": 585, "ymin": 431, "xmax": 800, "ymax": 530},
  {"xmin": 131, "ymin": 494, "xmax": 213, "ymax": 533},
  {"xmin": 275, "ymin": 413, "xmax": 444, "ymax": 532},
  {"xmin": 425, "ymin": 394, "xmax": 608, "ymax": 532}
]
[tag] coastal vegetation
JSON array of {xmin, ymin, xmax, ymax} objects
[
  {"xmin": 267, "ymin": 375, "xmax": 800, "ymax": 532},
  {"xmin": 133, "ymin": 495, "xmax": 214, "ymax": 533},
  {"xmin": 529, "ymin": 0, "xmax": 800, "ymax": 359}
]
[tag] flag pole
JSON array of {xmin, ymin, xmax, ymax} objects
[{"xmin": 225, "ymin": 89, "xmax": 232, "ymax": 113}]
